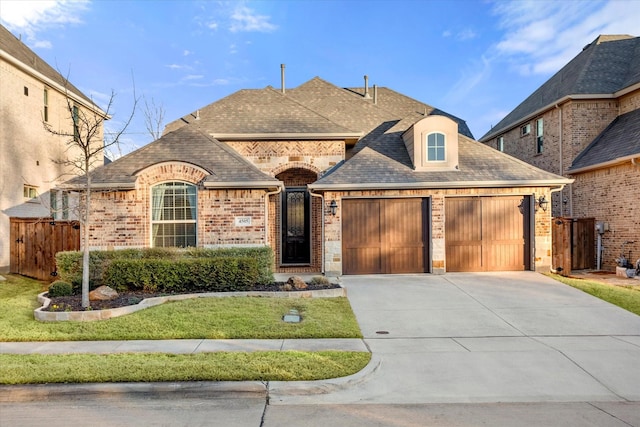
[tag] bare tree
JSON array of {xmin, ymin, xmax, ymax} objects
[
  {"xmin": 142, "ymin": 95, "xmax": 165, "ymax": 141},
  {"xmin": 45, "ymin": 76, "xmax": 137, "ymax": 308}
]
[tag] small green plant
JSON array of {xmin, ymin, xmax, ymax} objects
[
  {"xmin": 47, "ymin": 280, "xmax": 73, "ymax": 297},
  {"xmin": 310, "ymin": 276, "xmax": 331, "ymax": 286}
]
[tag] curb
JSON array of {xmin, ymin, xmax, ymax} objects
[
  {"xmin": 0, "ymin": 381, "xmax": 267, "ymax": 402},
  {"xmin": 0, "ymin": 354, "xmax": 381, "ymax": 403}
]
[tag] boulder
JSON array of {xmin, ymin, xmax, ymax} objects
[
  {"xmin": 89, "ymin": 285, "xmax": 119, "ymax": 301},
  {"xmin": 287, "ymin": 276, "xmax": 308, "ymax": 290}
]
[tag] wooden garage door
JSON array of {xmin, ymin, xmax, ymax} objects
[
  {"xmin": 445, "ymin": 196, "xmax": 529, "ymax": 272},
  {"xmin": 342, "ymin": 198, "xmax": 428, "ymax": 274}
]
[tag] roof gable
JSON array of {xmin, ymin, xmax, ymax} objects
[
  {"xmin": 62, "ymin": 126, "xmax": 279, "ymax": 188},
  {"xmin": 482, "ymin": 35, "xmax": 640, "ymax": 141},
  {"xmin": 570, "ymin": 108, "xmax": 640, "ymax": 172}
]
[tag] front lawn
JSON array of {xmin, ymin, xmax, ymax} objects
[
  {"xmin": 0, "ymin": 275, "xmax": 362, "ymax": 341},
  {"xmin": 0, "ymin": 351, "xmax": 371, "ymax": 384},
  {"xmin": 548, "ymin": 273, "xmax": 640, "ymax": 316}
]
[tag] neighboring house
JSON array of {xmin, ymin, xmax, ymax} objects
[
  {"xmin": 61, "ymin": 74, "xmax": 570, "ymax": 276},
  {"xmin": 0, "ymin": 24, "xmax": 107, "ymax": 269},
  {"xmin": 479, "ymin": 35, "xmax": 640, "ymax": 272}
]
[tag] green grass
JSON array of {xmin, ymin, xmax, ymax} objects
[
  {"xmin": 0, "ymin": 351, "xmax": 372, "ymax": 384},
  {"xmin": 547, "ymin": 273, "xmax": 640, "ymax": 316},
  {"xmin": 0, "ymin": 274, "xmax": 362, "ymax": 341}
]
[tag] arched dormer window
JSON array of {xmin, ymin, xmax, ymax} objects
[
  {"xmin": 151, "ymin": 181, "xmax": 197, "ymax": 247},
  {"xmin": 426, "ymin": 132, "xmax": 446, "ymax": 162}
]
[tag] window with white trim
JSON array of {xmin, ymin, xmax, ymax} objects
[
  {"xmin": 151, "ymin": 182, "xmax": 197, "ymax": 248},
  {"xmin": 426, "ymin": 132, "xmax": 446, "ymax": 162},
  {"xmin": 497, "ymin": 136, "xmax": 504, "ymax": 152},
  {"xmin": 521, "ymin": 123, "xmax": 531, "ymax": 136},
  {"xmin": 44, "ymin": 88, "xmax": 49, "ymax": 122},
  {"xmin": 23, "ymin": 185, "xmax": 38, "ymax": 199},
  {"xmin": 536, "ymin": 118, "xmax": 544, "ymax": 154}
]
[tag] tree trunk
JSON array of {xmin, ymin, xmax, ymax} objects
[{"xmin": 81, "ymin": 162, "xmax": 92, "ymax": 308}]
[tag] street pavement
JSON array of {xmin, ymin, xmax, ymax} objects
[{"xmin": 1, "ymin": 271, "xmax": 640, "ymax": 426}]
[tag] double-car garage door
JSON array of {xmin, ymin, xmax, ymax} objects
[{"xmin": 342, "ymin": 196, "xmax": 530, "ymax": 274}]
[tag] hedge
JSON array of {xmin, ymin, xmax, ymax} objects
[{"xmin": 55, "ymin": 247, "xmax": 274, "ymax": 293}]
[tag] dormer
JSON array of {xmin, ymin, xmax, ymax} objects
[{"xmin": 402, "ymin": 115, "xmax": 459, "ymax": 171}]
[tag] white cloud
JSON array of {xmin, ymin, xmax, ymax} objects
[
  {"xmin": 491, "ymin": 0, "xmax": 640, "ymax": 76},
  {"xmin": 207, "ymin": 21, "xmax": 218, "ymax": 30},
  {"xmin": 0, "ymin": 0, "xmax": 89, "ymax": 47},
  {"xmin": 183, "ymin": 50, "xmax": 193, "ymax": 56},
  {"xmin": 182, "ymin": 74, "xmax": 204, "ymax": 81},
  {"xmin": 457, "ymin": 28, "xmax": 477, "ymax": 41},
  {"xmin": 165, "ymin": 64, "xmax": 190, "ymax": 70},
  {"xmin": 442, "ymin": 28, "xmax": 476, "ymax": 41},
  {"xmin": 448, "ymin": 0, "xmax": 640, "ymax": 103},
  {"xmin": 229, "ymin": 5, "xmax": 277, "ymax": 33}
]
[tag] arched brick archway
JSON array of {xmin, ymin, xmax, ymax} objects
[{"xmin": 272, "ymin": 166, "xmax": 321, "ymax": 272}]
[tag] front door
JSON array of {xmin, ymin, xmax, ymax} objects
[{"xmin": 282, "ymin": 188, "xmax": 310, "ymax": 264}]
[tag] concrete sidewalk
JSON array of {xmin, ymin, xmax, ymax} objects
[{"xmin": 0, "ymin": 338, "xmax": 368, "ymax": 355}]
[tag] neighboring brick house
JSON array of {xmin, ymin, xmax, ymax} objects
[
  {"xmin": 479, "ymin": 35, "xmax": 640, "ymax": 272},
  {"xmin": 61, "ymin": 75, "xmax": 571, "ymax": 275},
  {"xmin": 0, "ymin": 25, "xmax": 107, "ymax": 269}
]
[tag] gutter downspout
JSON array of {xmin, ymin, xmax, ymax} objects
[
  {"xmin": 264, "ymin": 186, "xmax": 282, "ymax": 248},
  {"xmin": 555, "ymin": 104, "xmax": 566, "ymax": 216},
  {"xmin": 309, "ymin": 190, "xmax": 325, "ymax": 275}
]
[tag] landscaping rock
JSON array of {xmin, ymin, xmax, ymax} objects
[
  {"xmin": 287, "ymin": 276, "xmax": 308, "ymax": 290},
  {"xmin": 89, "ymin": 285, "xmax": 119, "ymax": 301}
]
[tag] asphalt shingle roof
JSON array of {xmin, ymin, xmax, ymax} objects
[
  {"xmin": 569, "ymin": 108, "xmax": 640, "ymax": 172},
  {"xmin": 62, "ymin": 126, "xmax": 279, "ymax": 188},
  {"xmin": 0, "ymin": 24, "xmax": 95, "ymax": 107},
  {"xmin": 164, "ymin": 86, "xmax": 357, "ymax": 136},
  {"xmin": 481, "ymin": 35, "xmax": 640, "ymax": 141},
  {"xmin": 312, "ymin": 133, "xmax": 567, "ymax": 189},
  {"xmin": 76, "ymin": 76, "xmax": 568, "ymax": 189}
]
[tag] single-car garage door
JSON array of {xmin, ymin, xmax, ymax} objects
[
  {"xmin": 342, "ymin": 198, "xmax": 429, "ymax": 274},
  {"xmin": 445, "ymin": 196, "xmax": 530, "ymax": 272}
]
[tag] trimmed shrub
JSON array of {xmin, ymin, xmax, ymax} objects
[
  {"xmin": 310, "ymin": 276, "xmax": 331, "ymax": 286},
  {"xmin": 47, "ymin": 280, "xmax": 73, "ymax": 297}
]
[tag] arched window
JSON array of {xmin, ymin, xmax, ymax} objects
[
  {"xmin": 151, "ymin": 182, "xmax": 197, "ymax": 247},
  {"xmin": 426, "ymin": 132, "xmax": 446, "ymax": 162}
]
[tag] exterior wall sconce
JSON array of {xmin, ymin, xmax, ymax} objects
[
  {"xmin": 329, "ymin": 200, "xmax": 338, "ymax": 216},
  {"xmin": 536, "ymin": 195, "xmax": 548, "ymax": 212}
]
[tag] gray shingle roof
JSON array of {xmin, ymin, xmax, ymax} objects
[
  {"xmin": 481, "ymin": 35, "xmax": 640, "ymax": 141},
  {"xmin": 86, "ymin": 76, "xmax": 568, "ymax": 191},
  {"xmin": 61, "ymin": 126, "xmax": 279, "ymax": 189},
  {"xmin": 164, "ymin": 86, "xmax": 357, "ymax": 136},
  {"xmin": 0, "ymin": 24, "xmax": 95, "ymax": 107},
  {"xmin": 311, "ymin": 133, "xmax": 569, "ymax": 189},
  {"xmin": 569, "ymin": 108, "xmax": 640, "ymax": 172}
]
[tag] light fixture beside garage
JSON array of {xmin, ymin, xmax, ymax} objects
[
  {"xmin": 536, "ymin": 195, "xmax": 549, "ymax": 212},
  {"xmin": 329, "ymin": 200, "xmax": 338, "ymax": 216}
]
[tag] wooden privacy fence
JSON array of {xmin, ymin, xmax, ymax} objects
[
  {"xmin": 552, "ymin": 217, "xmax": 595, "ymax": 275},
  {"xmin": 10, "ymin": 217, "xmax": 80, "ymax": 281}
]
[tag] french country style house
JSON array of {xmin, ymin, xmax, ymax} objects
[
  {"xmin": 479, "ymin": 35, "xmax": 640, "ymax": 272},
  {"xmin": 61, "ymin": 73, "xmax": 571, "ymax": 275}
]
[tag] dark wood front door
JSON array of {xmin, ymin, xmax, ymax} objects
[
  {"xmin": 282, "ymin": 188, "xmax": 310, "ymax": 264},
  {"xmin": 342, "ymin": 198, "xmax": 429, "ymax": 274}
]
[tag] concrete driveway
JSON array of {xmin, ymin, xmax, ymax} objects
[{"xmin": 271, "ymin": 272, "xmax": 640, "ymax": 406}]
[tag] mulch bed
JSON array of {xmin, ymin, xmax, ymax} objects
[{"xmin": 44, "ymin": 282, "xmax": 340, "ymax": 312}]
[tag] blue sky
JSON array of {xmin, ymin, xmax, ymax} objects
[{"xmin": 2, "ymin": 0, "xmax": 639, "ymax": 156}]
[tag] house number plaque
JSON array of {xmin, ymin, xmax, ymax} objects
[{"xmin": 235, "ymin": 216, "xmax": 252, "ymax": 227}]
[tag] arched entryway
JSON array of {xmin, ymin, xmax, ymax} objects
[{"xmin": 275, "ymin": 167, "xmax": 318, "ymax": 267}]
